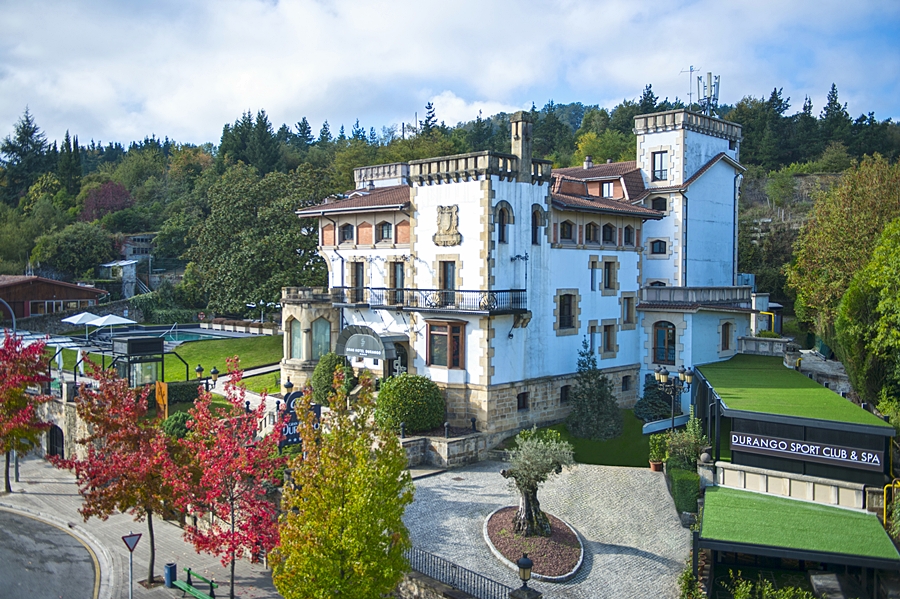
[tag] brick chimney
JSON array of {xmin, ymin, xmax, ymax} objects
[
  {"xmin": 510, "ymin": 111, "xmax": 533, "ymax": 183},
  {"xmin": 583, "ymin": 155, "xmax": 593, "ymax": 169}
]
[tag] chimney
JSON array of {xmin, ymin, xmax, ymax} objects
[
  {"xmin": 583, "ymin": 155, "xmax": 593, "ymax": 169},
  {"xmin": 510, "ymin": 111, "xmax": 533, "ymax": 183},
  {"xmin": 607, "ymin": 158, "xmax": 612, "ymax": 164},
  {"xmin": 367, "ymin": 180, "xmax": 375, "ymax": 191}
]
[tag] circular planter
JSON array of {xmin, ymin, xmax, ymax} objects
[{"xmin": 482, "ymin": 506, "xmax": 584, "ymax": 583}]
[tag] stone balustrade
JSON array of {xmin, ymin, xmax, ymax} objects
[
  {"xmin": 715, "ymin": 461, "xmax": 866, "ymax": 509},
  {"xmin": 640, "ymin": 285, "xmax": 752, "ymax": 305},
  {"xmin": 633, "ymin": 109, "xmax": 742, "ymax": 142}
]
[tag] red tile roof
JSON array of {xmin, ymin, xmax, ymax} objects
[
  {"xmin": 296, "ymin": 185, "xmax": 411, "ymax": 216},
  {"xmin": 632, "ymin": 152, "xmax": 744, "ymax": 203},
  {"xmin": 0, "ymin": 275, "xmax": 107, "ymax": 294},
  {"xmin": 555, "ymin": 161, "xmax": 638, "ymax": 179},
  {"xmin": 551, "ymin": 192, "xmax": 662, "ymax": 218}
]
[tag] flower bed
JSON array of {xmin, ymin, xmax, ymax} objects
[{"xmin": 484, "ymin": 506, "xmax": 582, "ymax": 581}]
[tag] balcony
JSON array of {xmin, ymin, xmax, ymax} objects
[
  {"xmin": 332, "ymin": 287, "xmax": 527, "ymax": 315},
  {"xmin": 640, "ymin": 286, "xmax": 752, "ymax": 307}
]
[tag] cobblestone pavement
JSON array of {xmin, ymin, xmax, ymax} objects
[
  {"xmin": 0, "ymin": 455, "xmax": 279, "ymax": 599},
  {"xmin": 404, "ymin": 461, "xmax": 690, "ymax": 599}
]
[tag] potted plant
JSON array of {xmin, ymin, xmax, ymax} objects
[{"xmin": 649, "ymin": 433, "xmax": 667, "ymax": 472}]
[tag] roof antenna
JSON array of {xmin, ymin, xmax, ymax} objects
[{"xmin": 697, "ymin": 72, "xmax": 720, "ymax": 116}]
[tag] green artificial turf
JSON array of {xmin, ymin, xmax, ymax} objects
[
  {"xmin": 502, "ymin": 409, "xmax": 650, "ymax": 467},
  {"xmin": 701, "ymin": 486, "xmax": 900, "ymax": 561},
  {"xmin": 242, "ymin": 371, "xmax": 280, "ymax": 395},
  {"xmin": 699, "ymin": 354, "xmax": 891, "ymax": 427}
]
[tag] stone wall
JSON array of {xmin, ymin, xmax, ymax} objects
[
  {"xmin": 402, "ymin": 437, "xmax": 428, "ymax": 467},
  {"xmin": 14, "ymin": 299, "xmax": 143, "ymax": 335},
  {"xmin": 393, "ymin": 571, "xmax": 476, "ymax": 599}
]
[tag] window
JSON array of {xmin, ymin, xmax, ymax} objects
[
  {"xmin": 390, "ymin": 261, "xmax": 405, "ymax": 304},
  {"xmin": 651, "ymin": 197, "xmax": 667, "ymax": 211},
  {"xmin": 653, "ymin": 321, "xmax": 676, "ymax": 364},
  {"xmin": 601, "ymin": 181, "xmax": 614, "ymax": 198},
  {"xmin": 602, "ymin": 223, "xmax": 616, "ymax": 244},
  {"xmin": 722, "ymin": 322, "xmax": 732, "ymax": 351},
  {"xmin": 376, "ymin": 221, "xmax": 392, "ymax": 242},
  {"xmin": 649, "ymin": 281, "xmax": 667, "ymax": 287},
  {"xmin": 621, "ymin": 376, "xmax": 632, "ymax": 392},
  {"xmin": 427, "ymin": 321, "xmax": 465, "ymax": 368},
  {"xmin": 652, "ymin": 151, "xmax": 668, "ymax": 181},
  {"xmin": 531, "ymin": 211, "xmax": 541, "ymax": 245},
  {"xmin": 624, "ymin": 226, "xmax": 634, "ymax": 246},
  {"xmin": 290, "ymin": 319, "xmax": 303, "ymax": 359},
  {"xmin": 440, "ymin": 260, "xmax": 456, "ymax": 305},
  {"xmin": 590, "ymin": 263, "xmax": 600, "ymax": 291},
  {"xmin": 603, "ymin": 261, "xmax": 615, "ymax": 290},
  {"xmin": 351, "ymin": 262, "xmax": 365, "ymax": 303},
  {"xmin": 517, "ymin": 392, "xmax": 529, "ymax": 411},
  {"xmin": 498, "ymin": 208, "xmax": 509, "ymax": 244},
  {"xmin": 585, "ymin": 223, "xmax": 599, "ymax": 243},
  {"xmin": 559, "ymin": 385, "xmax": 570, "ymax": 404},
  {"xmin": 558, "ymin": 294, "xmax": 575, "ymax": 329},
  {"xmin": 560, "ymin": 221, "xmax": 574, "ymax": 241},
  {"xmin": 603, "ymin": 324, "xmax": 616, "ymax": 353},
  {"xmin": 623, "ymin": 296, "xmax": 635, "ymax": 324},
  {"xmin": 589, "ymin": 326, "xmax": 597, "ymax": 353},
  {"xmin": 339, "ymin": 224, "xmax": 355, "ymax": 243},
  {"xmin": 312, "ymin": 317, "xmax": 331, "ymax": 360},
  {"xmin": 650, "ymin": 240, "xmax": 667, "ymax": 255}
]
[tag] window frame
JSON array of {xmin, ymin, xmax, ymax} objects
[
  {"xmin": 498, "ymin": 208, "xmax": 509, "ymax": 244},
  {"xmin": 426, "ymin": 320, "xmax": 465, "ymax": 369},
  {"xmin": 585, "ymin": 222, "xmax": 599, "ymax": 243},
  {"xmin": 531, "ymin": 210, "xmax": 541, "ymax": 245},
  {"xmin": 376, "ymin": 221, "xmax": 393, "ymax": 243},
  {"xmin": 339, "ymin": 223, "xmax": 355, "ymax": 243},
  {"xmin": 602, "ymin": 223, "xmax": 616, "ymax": 245},
  {"xmin": 722, "ymin": 321, "xmax": 733, "ymax": 351},
  {"xmin": 650, "ymin": 239, "xmax": 667, "ymax": 255},
  {"xmin": 558, "ymin": 293, "xmax": 575, "ymax": 329},
  {"xmin": 517, "ymin": 391, "xmax": 530, "ymax": 411},
  {"xmin": 560, "ymin": 220, "xmax": 574, "ymax": 241},
  {"xmin": 653, "ymin": 321, "xmax": 676, "ymax": 365},
  {"xmin": 559, "ymin": 385, "xmax": 570, "ymax": 404},
  {"xmin": 623, "ymin": 226, "xmax": 634, "ymax": 246},
  {"xmin": 601, "ymin": 181, "xmax": 614, "ymax": 198},
  {"xmin": 652, "ymin": 151, "xmax": 668, "ymax": 181},
  {"xmin": 651, "ymin": 196, "xmax": 667, "ymax": 211}
]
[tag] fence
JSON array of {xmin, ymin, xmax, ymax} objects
[{"xmin": 405, "ymin": 546, "xmax": 514, "ymax": 599}]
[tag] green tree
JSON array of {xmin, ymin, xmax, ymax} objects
[
  {"xmin": 31, "ymin": 221, "xmax": 117, "ymax": 278},
  {"xmin": 188, "ymin": 163, "xmax": 327, "ymax": 312},
  {"xmin": 309, "ymin": 352, "xmax": 352, "ymax": 407},
  {"xmin": 819, "ymin": 83, "xmax": 852, "ymax": 147},
  {"xmin": 500, "ymin": 428, "xmax": 574, "ymax": 536},
  {"xmin": 786, "ymin": 155, "xmax": 900, "ymax": 339},
  {"xmin": 1, "ymin": 108, "xmax": 51, "ymax": 205},
  {"xmin": 566, "ymin": 338, "xmax": 622, "ymax": 440},
  {"xmin": 57, "ymin": 131, "xmax": 82, "ymax": 196},
  {"xmin": 419, "ymin": 102, "xmax": 437, "ymax": 135},
  {"xmin": 572, "ymin": 130, "xmax": 633, "ymax": 166},
  {"xmin": 272, "ymin": 371, "xmax": 413, "ymax": 599}
]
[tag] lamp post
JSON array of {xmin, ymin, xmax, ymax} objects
[
  {"xmin": 195, "ymin": 364, "xmax": 208, "ymax": 392},
  {"xmin": 284, "ymin": 377, "xmax": 294, "ymax": 395},
  {"xmin": 210, "ymin": 366, "xmax": 219, "ymax": 389},
  {"xmin": 509, "ymin": 553, "xmax": 541, "ymax": 599},
  {"xmin": 655, "ymin": 364, "xmax": 694, "ymax": 431}
]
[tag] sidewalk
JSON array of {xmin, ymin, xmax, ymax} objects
[{"xmin": 0, "ymin": 455, "xmax": 281, "ymax": 599}]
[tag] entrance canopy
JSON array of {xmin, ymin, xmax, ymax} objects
[
  {"xmin": 335, "ymin": 325, "xmax": 403, "ymax": 360},
  {"xmin": 699, "ymin": 486, "xmax": 900, "ymax": 570}
]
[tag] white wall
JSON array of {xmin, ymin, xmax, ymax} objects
[{"xmin": 684, "ymin": 161, "xmax": 739, "ymax": 286}]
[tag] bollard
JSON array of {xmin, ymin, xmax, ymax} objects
[
  {"xmin": 245, "ymin": 400, "xmax": 251, "ymax": 414},
  {"xmin": 471, "ymin": 417, "xmax": 477, "ymax": 433},
  {"xmin": 164, "ymin": 563, "xmax": 177, "ymax": 588},
  {"xmin": 444, "ymin": 422, "xmax": 450, "ymax": 438},
  {"xmin": 400, "ymin": 422, "xmax": 405, "ymax": 439}
]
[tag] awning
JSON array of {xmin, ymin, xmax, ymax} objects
[{"xmin": 335, "ymin": 325, "xmax": 405, "ymax": 360}]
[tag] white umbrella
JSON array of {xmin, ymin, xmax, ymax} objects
[
  {"xmin": 85, "ymin": 314, "xmax": 137, "ymax": 339},
  {"xmin": 61, "ymin": 312, "xmax": 101, "ymax": 339}
]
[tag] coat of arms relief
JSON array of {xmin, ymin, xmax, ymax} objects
[{"xmin": 432, "ymin": 205, "xmax": 462, "ymax": 246}]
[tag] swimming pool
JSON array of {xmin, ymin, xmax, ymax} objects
[{"xmin": 160, "ymin": 331, "xmax": 224, "ymax": 342}]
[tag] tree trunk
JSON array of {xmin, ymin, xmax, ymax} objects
[
  {"xmin": 4, "ymin": 451, "xmax": 11, "ymax": 493},
  {"xmin": 146, "ymin": 509, "xmax": 155, "ymax": 584},
  {"xmin": 513, "ymin": 486, "xmax": 551, "ymax": 537},
  {"xmin": 230, "ymin": 498, "xmax": 236, "ymax": 599}
]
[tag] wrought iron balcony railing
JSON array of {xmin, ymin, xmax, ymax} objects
[{"xmin": 332, "ymin": 286, "xmax": 527, "ymax": 315}]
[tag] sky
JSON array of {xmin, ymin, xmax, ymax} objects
[{"xmin": 1, "ymin": 0, "xmax": 898, "ymax": 147}]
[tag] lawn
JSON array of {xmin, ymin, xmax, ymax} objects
[
  {"xmin": 698, "ymin": 354, "xmax": 892, "ymax": 428},
  {"xmin": 502, "ymin": 409, "xmax": 650, "ymax": 467},
  {"xmin": 53, "ymin": 335, "xmax": 283, "ymax": 382},
  {"xmin": 702, "ymin": 486, "xmax": 900, "ymax": 561},
  {"xmin": 145, "ymin": 396, "xmax": 233, "ymax": 420},
  {"xmin": 242, "ymin": 371, "xmax": 280, "ymax": 395}
]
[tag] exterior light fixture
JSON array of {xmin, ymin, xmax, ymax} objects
[
  {"xmin": 195, "ymin": 364, "xmax": 204, "ymax": 379},
  {"xmin": 517, "ymin": 553, "xmax": 533, "ymax": 589},
  {"xmin": 210, "ymin": 366, "xmax": 219, "ymax": 388},
  {"xmin": 656, "ymin": 363, "xmax": 693, "ymax": 431}
]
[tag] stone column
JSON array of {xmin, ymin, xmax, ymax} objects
[
  {"xmin": 303, "ymin": 327, "xmax": 312, "ymax": 362},
  {"xmin": 510, "ymin": 111, "xmax": 533, "ymax": 183}
]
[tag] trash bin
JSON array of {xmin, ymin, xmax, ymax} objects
[{"xmin": 164, "ymin": 562, "xmax": 177, "ymax": 588}]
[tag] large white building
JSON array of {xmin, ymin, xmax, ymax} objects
[{"xmin": 282, "ymin": 110, "xmax": 754, "ymax": 438}]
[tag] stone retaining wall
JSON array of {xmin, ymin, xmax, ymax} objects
[{"xmin": 715, "ymin": 461, "xmax": 866, "ymax": 509}]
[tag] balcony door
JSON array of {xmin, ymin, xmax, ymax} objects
[
  {"xmin": 391, "ymin": 262, "xmax": 405, "ymax": 305},
  {"xmin": 440, "ymin": 261, "xmax": 456, "ymax": 306},
  {"xmin": 351, "ymin": 262, "xmax": 365, "ymax": 303}
]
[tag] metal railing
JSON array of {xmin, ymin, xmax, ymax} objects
[
  {"xmin": 333, "ymin": 287, "xmax": 527, "ymax": 314},
  {"xmin": 405, "ymin": 547, "xmax": 514, "ymax": 599}
]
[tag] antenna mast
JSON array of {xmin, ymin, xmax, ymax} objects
[
  {"xmin": 680, "ymin": 65, "xmax": 699, "ymax": 107},
  {"xmin": 697, "ymin": 71, "xmax": 720, "ymax": 116}
]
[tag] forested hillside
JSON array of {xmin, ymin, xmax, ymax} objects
[{"xmin": 1, "ymin": 83, "xmax": 897, "ymax": 315}]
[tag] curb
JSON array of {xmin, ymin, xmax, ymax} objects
[{"xmin": 482, "ymin": 506, "xmax": 584, "ymax": 583}]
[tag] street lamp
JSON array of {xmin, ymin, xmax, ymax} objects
[
  {"xmin": 517, "ymin": 553, "xmax": 533, "ymax": 589},
  {"xmin": 656, "ymin": 364, "xmax": 694, "ymax": 431},
  {"xmin": 284, "ymin": 377, "xmax": 294, "ymax": 395},
  {"xmin": 209, "ymin": 366, "xmax": 219, "ymax": 389},
  {"xmin": 195, "ymin": 364, "xmax": 208, "ymax": 392}
]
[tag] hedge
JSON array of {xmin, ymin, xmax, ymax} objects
[
  {"xmin": 375, "ymin": 373, "xmax": 445, "ymax": 433},
  {"xmin": 669, "ymin": 468, "xmax": 700, "ymax": 513},
  {"xmin": 144, "ymin": 380, "xmax": 202, "ymax": 406}
]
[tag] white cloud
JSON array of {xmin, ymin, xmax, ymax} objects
[{"xmin": 0, "ymin": 0, "xmax": 897, "ymax": 145}]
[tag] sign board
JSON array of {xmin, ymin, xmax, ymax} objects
[
  {"xmin": 122, "ymin": 533, "xmax": 142, "ymax": 553},
  {"xmin": 730, "ymin": 432, "xmax": 884, "ymax": 472},
  {"xmin": 155, "ymin": 381, "xmax": 168, "ymax": 420},
  {"xmin": 343, "ymin": 333, "xmax": 385, "ymax": 359},
  {"xmin": 279, "ymin": 392, "xmax": 321, "ymax": 448}
]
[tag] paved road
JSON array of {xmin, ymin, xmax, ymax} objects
[
  {"xmin": 405, "ymin": 461, "xmax": 690, "ymax": 599},
  {"xmin": 0, "ymin": 508, "xmax": 97, "ymax": 599}
]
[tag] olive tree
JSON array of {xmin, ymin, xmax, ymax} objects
[{"xmin": 500, "ymin": 428, "xmax": 573, "ymax": 537}]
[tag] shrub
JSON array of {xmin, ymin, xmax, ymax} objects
[
  {"xmin": 375, "ymin": 373, "xmax": 445, "ymax": 433},
  {"xmin": 161, "ymin": 411, "xmax": 192, "ymax": 440},
  {"xmin": 566, "ymin": 338, "xmax": 622, "ymax": 440},
  {"xmin": 649, "ymin": 433, "xmax": 668, "ymax": 462},
  {"xmin": 665, "ymin": 407, "xmax": 709, "ymax": 471},
  {"xmin": 669, "ymin": 468, "xmax": 700, "ymax": 513},
  {"xmin": 310, "ymin": 353, "xmax": 354, "ymax": 406},
  {"xmin": 145, "ymin": 380, "xmax": 201, "ymax": 406},
  {"xmin": 634, "ymin": 374, "xmax": 678, "ymax": 423},
  {"xmin": 755, "ymin": 329, "xmax": 782, "ymax": 338},
  {"xmin": 678, "ymin": 565, "xmax": 705, "ymax": 599}
]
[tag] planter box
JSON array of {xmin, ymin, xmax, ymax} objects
[
  {"xmin": 235, "ymin": 326, "xmax": 250, "ymax": 333},
  {"xmin": 249, "ymin": 327, "xmax": 263, "ymax": 335},
  {"xmin": 211, "ymin": 323, "xmax": 223, "ymax": 330},
  {"xmin": 200, "ymin": 323, "xmax": 210, "ymax": 329},
  {"xmin": 223, "ymin": 325, "xmax": 235, "ymax": 332}
]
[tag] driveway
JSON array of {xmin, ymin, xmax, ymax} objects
[{"xmin": 405, "ymin": 461, "xmax": 690, "ymax": 599}]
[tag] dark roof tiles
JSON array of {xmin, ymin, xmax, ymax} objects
[{"xmin": 296, "ymin": 185, "xmax": 411, "ymax": 215}]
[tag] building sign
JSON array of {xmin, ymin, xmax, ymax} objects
[
  {"xmin": 343, "ymin": 333, "xmax": 385, "ymax": 359},
  {"xmin": 279, "ymin": 391, "xmax": 321, "ymax": 449},
  {"xmin": 730, "ymin": 432, "xmax": 884, "ymax": 472}
]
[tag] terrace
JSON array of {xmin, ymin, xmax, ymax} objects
[{"xmin": 332, "ymin": 286, "xmax": 528, "ymax": 315}]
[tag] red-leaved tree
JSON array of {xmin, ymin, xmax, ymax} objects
[
  {"xmin": 79, "ymin": 181, "xmax": 133, "ymax": 222},
  {"xmin": 172, "ymin": 358, "xmax": 285, "ymax": 599},
  {"xmin": 60, "ymin": 364, "xmax": 178, "ymax": 584},
  {"xmin": 0, "ymin": 332, "xmax": 50, "ymax": 492}
]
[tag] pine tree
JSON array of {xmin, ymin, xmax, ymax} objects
[
  {"xmin": 820, "ymin": 83, "xmax": 852, "ymax": 146},
  {"xmin": 566, "ymin": 338, "xmax": 623, "ymax": 440},
  {"xmin": 0, "ymin": 108, "xmax": 50, "ymax": 205},
  {"xmin": 638, "ymin": 84, "xmax": 658, "ymax": 114},
  {"xmin": 293, "ymin": 117, "xmax": 314, "ymax": 150},
  {"xmin": 57, "ymin": 131, "xmax": 82, "ymax": 196},
  {"xmin": 420, "ymin": 102, "xmax": 437, "ymax": 135},
  {"xmin": 317, "ymin": 121, "xmax": 332, "ymax": 145}
]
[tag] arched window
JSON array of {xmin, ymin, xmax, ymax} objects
[
  {"xmin": 649, "ymin": 281, "xmax": 667, "ymax": 287},
  {"xmin": 376, "ymin": 221, "xmax": 392, "ymax": 242},
  {"xmin": 498, "ymin": 207, "xmax": 509, "ymax": 244},
  {"xmin": 653, "ymin": 321, "xmax": 676, "ymax": 364},
  {"xmin": 651, "ymin": 197, "xmax": 667, "ymax": 211},
  {"xmin": 339, "ymin": 224, "xmax": 355, "ymax": 243},
  {"xmin": 602, "ymin": 223, "xmax": 616, "ymax": 244},
  {"xmin": 560, "ymin": 221, "xmax": 574, "ymax": 241},
  {"xmin": 722, "ymin": 322, "xmax": 733, "ymax": 351},
  {"xmin": 290, "ymin": 319, "xmax": 303, "ymax": 359},
  {"xmin": 312, "ymin": 317, "xmax": 331, "ymax": 360},
  {"xmin": 585, "ymin": 223, "xmax": 599, "ymax": 243},
  {"xmin": 623, "ymin": 226, "xmax": 634, "ymax": 246},
  {"xmin": 651, "ymin": 240, "xmax": 667, "ymax": 255},
  {"xmin": 531, "ymin": 210, "xmax": 541, "ymax": 245},
  {"xmin": 48, "ymin": 424, "xmax": 64, "ymax": 458}
]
